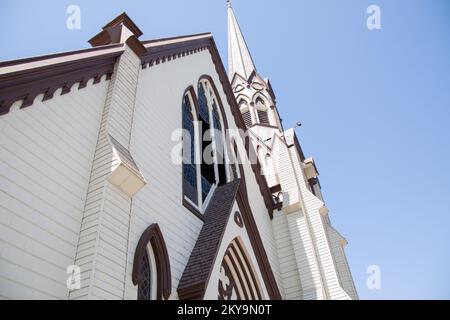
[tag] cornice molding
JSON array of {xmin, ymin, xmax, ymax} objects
[
  {"xmin": 0, "ymin": 50, "xmax": 122, "ymax": 116},
  {"xmin": 141, "ymin": 39, "xmax": 210, "ymax": 69}
]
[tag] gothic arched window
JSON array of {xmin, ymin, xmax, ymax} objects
[
  {"xmin": 181, "ymin": 78, "xmax": 230, "ymax": 215},
  {"xmin": 137, "ymin": 245, "xmax": 157, "ymax": 300},
  {"xmin": 182, "ymin": 91, "xmax": 198, "ymax": 205},
  {"xmin": 218, "ymin": 238, "xmax": 262, "ymax": 300},
  {"xmin": 132, "ymin": 224, "xmax": 171, "ymax": 300},
  {"xmin": 198, "ymin": 82, "xmax": 215, "ymax": 201},
  {"xmin": 198, "ymin": 78, "xmax": 229, "ymax": 203},
  {"xmin": 255, "ymin": 97, "xmax": 270, "ymax": 125}
]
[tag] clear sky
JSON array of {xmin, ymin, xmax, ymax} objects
[{"xmin": 1, "ymin": 0, "xmax": 449, "ymax": 300}]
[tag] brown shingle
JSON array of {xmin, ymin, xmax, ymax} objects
[{"xmin": 178, "ymin": 179, "xmax": 240, "ymax": 299}]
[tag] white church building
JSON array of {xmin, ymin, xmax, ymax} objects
[{"xmin": 0, "ymin": 3, "xmax": 357, "ymax": 300}]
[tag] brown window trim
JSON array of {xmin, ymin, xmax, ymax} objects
[
  {"xmin": 181, "ymin": 86, "xmax": 204, "ymax": 222},
  {"xmin": 132, "ymin": 224, "xmax": 172, "ymax": 300},
  {"xmin": 182, "ymin": 197, "xmax": 205, "ymax": 222}
]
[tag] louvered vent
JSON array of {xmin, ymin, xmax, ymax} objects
[
  {"xmin": 242, "ymin": 110, "xmax": 252, "ymax": 127},
  {"xmin": 257, "ymin": 110, "xmax": 270, "ymax": 125}
]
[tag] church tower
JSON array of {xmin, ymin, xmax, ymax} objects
[
  {"xmin": 227, "ymin": 0, "xmax": 283, "ymax": 142},
  {"xmin": 227, "ymin": 1, "xmax": 358, "ymax": 300}
]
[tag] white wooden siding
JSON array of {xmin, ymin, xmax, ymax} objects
[
  {"xmin": 286, "ymin": 135, "xmax": 351, "ymax": 300},
  {"xmin": 69, "ymin": 45, "xmax": 141, "ymax": 300},
  {"xmin": 0, "ymin": 79, "xmax": 108, "ymax": 299},
  {"xmin": 327, "ymin": 225, "xmax": 358, "ymax": 299},
  {"xmin": 272, "ymin": 210, "xmax": 302, "ymax": 299}
]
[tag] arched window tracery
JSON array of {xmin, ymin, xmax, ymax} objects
[
  {"xmin": 182, "ymin": 77, "xmax": 232, "ymax": 214},
  {"xmin": 218, "ymin": 238, "xmax": 262, "ymax": 300}
]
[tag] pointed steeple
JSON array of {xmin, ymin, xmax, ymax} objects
[{"xmin": 227, "ymin": 0, "xmax": 257, "ymax": 80}]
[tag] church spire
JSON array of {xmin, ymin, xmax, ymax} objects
[{"xmin": 227, "ymin": 0, "xmax": 257, "ymax": 80}]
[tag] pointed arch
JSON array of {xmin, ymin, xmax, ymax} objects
[
  {"xmin": 132, "ymin": 224, "xmax": 171, "ymax": 300},
  {"xmin": 198, "ymin": 75, "xmax": 230, "ymax": 189},
  {"xmin": 254, "ymin": 95, "xmax": 270, "ymax": 125},
  {"xmin": 218, "ymin": 237, "xmax": 262, "ymax": 300},
  {"xmin": 198, "ymin": 75, "xmax": 229, "ymax": 131},
  {"xmin": 238, "ymin": 99, "xmax": 253, "ymax": 128},
  {"xmin": 251, "ymin": 91, "xmax": 271, "ymax": 106}
]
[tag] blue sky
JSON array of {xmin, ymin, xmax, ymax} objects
[{"xmin": 1, "ymin": 0, "xmax": 449, "ymax": 300}]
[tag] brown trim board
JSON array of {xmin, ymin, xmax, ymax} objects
[{"xmin": 132, "ymin": 223, "xmax": 172, "ymax": 300}]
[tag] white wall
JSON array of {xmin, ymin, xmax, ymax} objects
[
  {"xmin": 327, "ymin": 226, "xmax": 358, "ymax": 300},
  {"xmin": 69, "ymin": 45, "xmax": 142, "ymax": 301},
  {"xmin": 284, "ymin": 132, "xmax": 351, "ymax": 300},
  {"xmin": 272, "ymin": 210, "xmax": 302, "ymax": 299},
  {"xmin": 125, "ymin": 49, "xmax": 283, "ymax": 299},
  {"xmin": 0, "ymin": 80, "xmax": 108, "ymax": 299}
]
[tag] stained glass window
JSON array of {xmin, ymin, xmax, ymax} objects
[
  {"xmin": 182, "ymin": 95, "xmax": 198, "ymax": 204},
  {"xmin": 201, "ymin": 176, "xmax": 213, "ymax": 201},
  {"xmin": 212, "ymin": 101, "xmax": 222, "ymax": 132},
  {"xmin": 137, "ymin": 251, "xmax": 152, "ymax": 300},
  {"xmin": 256, "ymin": 97, "xmax": 269, "ymax": 125},
  {"xmin": 198, "ymin": 84, "xmax": 209, "ymax": 123}
]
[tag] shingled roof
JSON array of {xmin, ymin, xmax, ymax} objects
[{"xmin": 178, "ymin": 179, "xmax": 240, "ymax": 300}]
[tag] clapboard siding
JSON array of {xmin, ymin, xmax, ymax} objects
[
  {"xmin": 69, "ymin": 46, "xmax": 141, "ymax": 300},
  {"xmin": 327, "ymin": 226, "xmax": 358, "ymax": 299},
  {"xmin": 271, "ymin": 135, "xmax": 324, "ymax": 299},
  {"xmin": 287, "ymin": 142, "xmax": 351, "ymax": 300},
  {"xmin": 125, "ymin": 51, "xmax": 209, "ymax": 299},
  {"xmin": 272, "ymin": 210, "xmax": 302, "ymax": 299},
  {"xmin": 0, "ymin": 79, "xmax": 108, "ymax": 299}
]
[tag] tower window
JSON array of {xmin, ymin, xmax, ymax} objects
[
  {"xmin": 255, "ymin": 97, "xmax": 270, "ymax": 125},
  {"xmin": 239, "ymin": 100, "xmax": 253, "ymax": 127},
  {"xmin": 257, "ymin": 109, "xmax": 269, "ymax": 125},
  {"xmin": 242, "ymin": 110, "xmax": 252, "ymax": 127}
]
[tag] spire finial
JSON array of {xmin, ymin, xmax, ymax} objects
[{"xmin": 227, "ymin": 0, "xmax": 232, "ymax": 8}]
